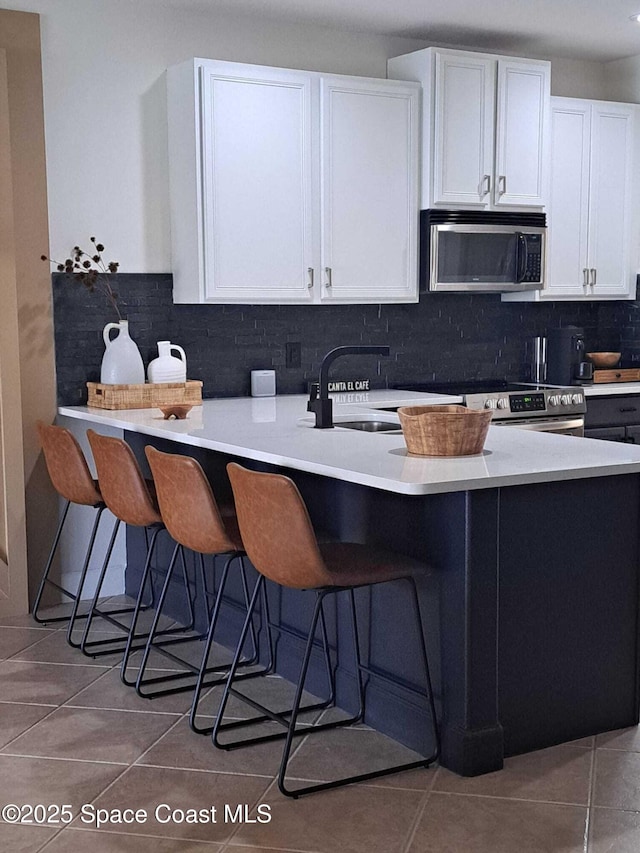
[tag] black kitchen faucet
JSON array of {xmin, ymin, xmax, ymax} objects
[{"xmin": 307, "ymin": 345, "xmax": 391, "ymax": 428}]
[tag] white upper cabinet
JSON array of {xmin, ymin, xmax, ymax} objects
[
  {"xmin": 544, "ymin": 100, "xmax": 591, "ymax": 299},
  {"xmin": 388, "ymin": 48, "xmax": 550, "ymax": 210},
  {"xmin": 167, "ymin": 59, "xmax": 420, "ymax": 305},
  {"xmin": 200, "ymin": 64, "xmax": 314, "ymax": 304},
  {"xmin": 587, "ymin": 103, "xmax": 634, "ymax": 297},
  {"xmin": 494, "ymin": 61, "xmax": 549, "ymax": 206},
  {"xmin": 319, "ymin": 77, "xmax": 418, "ymax": 303},
  {"xmin": 506, "ymin": 97, "xmax": 637, "ymax": 302},
  {"xmin": 432, "ymin": 53, "xmax": 495, "ymax": 206}
]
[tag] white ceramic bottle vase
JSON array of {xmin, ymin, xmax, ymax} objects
[
  {"xmin": 100, "ymin": 320, "xmax": 146, "ymax": 385},
  {"xmin": 147, "ymin": 340, "xmax": 187, "ymax": 384}
]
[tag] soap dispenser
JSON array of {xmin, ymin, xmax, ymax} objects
[{"xmin": 147, "ymin": 341, "xmax": 187, "ymax": 383}]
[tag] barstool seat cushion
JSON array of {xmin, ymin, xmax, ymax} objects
[{"xmin": 318, "ymin": 542, "xmax": 428, "ymax": 588}]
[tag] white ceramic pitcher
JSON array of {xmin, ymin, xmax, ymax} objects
[
  {"xmin": 100, "ymin": 320, "xmax": 145, "ymax": 385},
  {"xmin": 147, "ymin": 340, "xmax": 187, "ymax": 383}
]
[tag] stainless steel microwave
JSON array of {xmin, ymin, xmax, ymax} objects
[{"xmin": 421, "ymin": 210, "xmax": 547, "ymax": 293}]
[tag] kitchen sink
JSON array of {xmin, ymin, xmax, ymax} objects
[
  {"xmin": 297, "ymin": 413, "xmax": 402, "ymax": 432},
  {"xmin": 337, "ymin": 420, "xmax": 402, "ymax": 433}
]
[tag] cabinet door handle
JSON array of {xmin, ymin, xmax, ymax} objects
[
  {"xmin": 307, "ymin": 267, "xmax": 314, "ymax": 289},
  {"xmin": 498, "ymin": 175, "xmax": 507, "ymax": 196},
  {"xmin": 590, "ymin": 268, "xmax": 597, "ymax": 286},
  {"xmin": 325, "ymin": 266, "xmax": 332, "ymax": 288},
  {"xmin": 620, "ymin": 407, "xmax": 638, "ymax": 413},
  {"xmin": 582, "ymin": 268, "xmax": 589, "ymax": 288},
  {"xmin": 480, "ymin": 174, "xmax": 491, "ymax": 197}
]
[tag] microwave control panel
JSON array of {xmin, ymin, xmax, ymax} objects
[{"xmin": 522, "ymin": 234, "xmax": 543, "ymax": 283}]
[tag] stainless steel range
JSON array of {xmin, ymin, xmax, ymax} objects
[{"xmin": 396, "ymin": 381, "xmax": 586, "ymax": 436}]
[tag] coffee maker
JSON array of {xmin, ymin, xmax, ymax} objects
[{"xmin": 546, "ymin": 327, "xmax": 593, "ymax": 386}]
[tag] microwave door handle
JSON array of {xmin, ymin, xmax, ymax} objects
[{"xmin": 515, "ymin": 232, "xmax": 528, "ymax": 283}]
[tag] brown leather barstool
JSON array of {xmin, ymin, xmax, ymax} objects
[
  {"xmin": 129, "ymin": 446, "xmax": 263, "ymax": 726},
  {"xmin": 82, "ymin": 429, "xmax": 195, "ymax": 662},
  {"xmin": 214, "ymin": 462, "xmax": 439, "ymax": 798},
  {"xmin": 34, "ymin": 422, "xmax": 106, "ymax": 642}
]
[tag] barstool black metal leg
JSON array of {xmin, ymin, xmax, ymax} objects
[
  {"xmin": 178, "ymin": 545, "xmax": 196, "ymax": 632},
  {"xmin": 210, "ymin": 582, "xmax": 337, "ymax": 748},
  {"xmin": 32, "ymin": 500, "xmax": 72, "ymax": 624},
  {"xmin": 134, "ymin": 541, "xmax": 182, "ymax": 696},
  {"xmin": 238, "ymin": 557, "xmax": 259, "ymax": 665},
  {"xmin": 211, "ymin": 575, "xmax": 264, "ymax": 748},
  {"xmin": 120, "ymin": 525, "xmax": 165, "ymax": 684},
  {"xmin": 80, "ymin": 520, "xmax": 165, "ymax": 659},
  {"xmin": 319, "ymin": 597, "xmax": 337, "ymax": 706},
  {"xmin": 200, "ymin": 553, "xmax": 259, "ymax": 663},
  {"xmin": 66, "ymin": 505, "xmax": 106, "ymax": 647},
  {"xmin": 277, "ymin": 590, "xmax": 327, "ymax": 797},
  {"xmin": 277, "ymin": 581, "xmax": 438, "ymax": 798},
  {"xmin": 78, "ymin": 517, "xmax": 121, "ymax": 655},
  {"xmin": 189, "ymin": 553, "xmax": 236, "ymax": 733},
  {"xmin": 348, "ymin": 588, "xmax": 366, "ymax": 724},
  {"xmin": 190, "ymin": 558, "xmax": 285, "ymax": 734},
  {"xmin": 259, "ymin": 578, "xmax": 276, "ymax": 674},
  {"xmin": 199, "ymin": 552, "xmax": 211, "ymax": 628}
]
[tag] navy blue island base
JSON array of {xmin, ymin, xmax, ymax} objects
[{"xmin": 124, "ymin": 431, "xmax": 640, "ymax": 777}]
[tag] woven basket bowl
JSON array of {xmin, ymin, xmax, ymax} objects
[{"xmin": 397, "ymin": 404, "xmax": 493, "ymax": 457}]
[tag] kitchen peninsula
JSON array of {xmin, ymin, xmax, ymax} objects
[{"xmin": 59, "ymin": 391, "xmax": 640, "ymax": 777}]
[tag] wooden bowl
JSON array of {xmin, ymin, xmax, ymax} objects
[
  {"xmin": 159, "ymin": 405, "xmax": 192, "ymax": 420},
  {"xmin": 397, "ymin": 404, "xmax": 493, "ymax": 457},
  {"xmin": 586, "ymin": 352, "xmax": 621, "ymax": 368}
]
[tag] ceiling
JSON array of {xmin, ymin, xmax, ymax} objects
[{"xmin": 156, "ymin": 0, "xmax": 640, "ymax": 63}]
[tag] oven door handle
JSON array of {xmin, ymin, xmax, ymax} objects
[
  {"xmin": 495, "ymin": 417, "xmax": 584, "ymax": 432},
  {"xmin": 515, "ymin": 232, "xmax": 528, "ymax": 283}
]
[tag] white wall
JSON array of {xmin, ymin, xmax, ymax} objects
[
  {"xmin": 548, "ymin": 56, "xmax": 608, "ymax": 99},
  {"xmin": 605, "ymin": 55, "xmax": 640, "ymax": 103},
  {"xmin": 1, "ymin": 0, "xmax": 627, "ymax": 274},
  {"xmin": 4, "ymin": 0, "xmax": 428, "ymax": 272}
]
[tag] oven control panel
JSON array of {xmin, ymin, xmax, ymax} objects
[
  {"xmin": 510, "ymin": 392, "xmax": 546, "ymax": 413},
  {"xmin": 465, "ymin": 388, "xmax": 586, "ymax": 421}
]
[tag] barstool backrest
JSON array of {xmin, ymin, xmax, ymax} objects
[
  {"xmin": 37, "ymin": 421, "xmax": 102, "ymax": 507},
  {"xmin": 145, "ymin": 446, "xmax": 238, "ymax": 554},
  {"xmin": 227, "ymin": 462, "xmax": 331, "ymax": 589},
  {"xmin": 87, "ymin": 429, "xmax": 161, "ymax": 527}
]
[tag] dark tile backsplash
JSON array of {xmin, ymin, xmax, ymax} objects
[{"xmin": 52, "ymin": 273, "xmax": 631, "ymax": 405}]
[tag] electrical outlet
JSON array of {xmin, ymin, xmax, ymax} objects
[{"xmin": 286, "ymin": 342, "xmax": 301, "ymax": 368}]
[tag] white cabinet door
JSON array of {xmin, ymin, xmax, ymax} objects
[
  {"xmin": 494, "ymin": 60, "xmax": 549, "ymax": 206},
  {"xmin": 319, "ymin": 77, "xmax": 419, "ymax": 303},
  {"xmin": 546, "ymin": 99, "xmax": 591, "ymax": 298},
  {"xmin": 588, "ymin": 103, "xmax": 634, "ymax": 297},
  {"xmin": 169, "ymin": 58, "xmax": 419, "ymax": 304},
  {"xmin": 504, "ymin": 97, "xmax": 637, "ymax": 303},
  {"xmin": 200, "ymin": 64, "xmax": 315, "ymax": 303},
  {"xmin": 432, "ymin": 52, "xmax": 495, "ymax": 206}
]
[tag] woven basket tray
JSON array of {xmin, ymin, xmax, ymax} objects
[
  {"xmin": 397, "ymin": 404, "xmax": 492, "ymax": 457},
  {"xmin": 87, "ymin": 380, "xmax": 203, "ymax": 410}
]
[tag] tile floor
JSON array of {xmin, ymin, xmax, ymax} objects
[{"xmin": 1, "ymin": 603, "xmax": 640, "ymax": 851}]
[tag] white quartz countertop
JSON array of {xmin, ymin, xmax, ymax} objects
[
  {"xmin": 58, "ymin": 390, "xmax": 640, "ymax": 496},
  {"xmin": 583, "ymin": 383, "xmax": 640, "ymax": 396}
]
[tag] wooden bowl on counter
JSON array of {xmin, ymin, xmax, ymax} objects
[
  {"xmin": 397, "ymin": 404, "xmax": 493, "ymax": 457},
  {"xmin": 586, "ymin": 352, "xmax": 621, "ymax": 368},
  {"xmin": 159, "ymin": 405, "xmax": 193, "ymax": 419}
]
